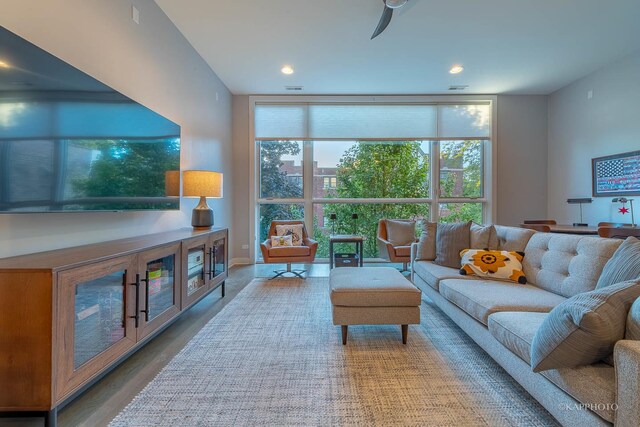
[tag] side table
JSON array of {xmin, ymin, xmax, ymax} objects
[{"xmin": 329, "ymin": 234, "xmax": 364, "ymax": 269}]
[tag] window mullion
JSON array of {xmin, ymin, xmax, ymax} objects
[
  {"xmin": 431, "ymin": 140, "xmax": 440, "ymax": 222},
  {"xmin": 303, "ymin": 141, "xmax": 314, "ymax": 237}
]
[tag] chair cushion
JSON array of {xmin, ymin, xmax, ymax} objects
[
  {"xmin": 330, "ymin": 267, "xmax": 421, "ymax": 307},
  {"xmin": 268, "ymin": 246, "xmax": 310, "ymax": 257},
  {"xmin": 394, "ymin": 245, "xmax": 411, "ymax": 257},
  {"xmin": 531, "ymin": 279, "xmax": 640, "ymax": 372},
  {"xmin": 434, "ymin": 221, "xmax": 471, "ymax": 268},
  {"xmin": 522, "ymin": 233, "xmax": 621, "ymax": 297},
  {"xmin": 596, "ymin": 236, "xmax": 640, "ymax": 289},
  {"xmin": 488, "ymin": 311, "xmax": 548, "ymax": 364},
  {"xmin": 275, "ymin": 224, "xmax": 304, "ymax": 246},
  {"xmin": 385, "ymin": 219, "xmax": 416, "ymax": 246},
  {"xmin": 413, "ymin": 261, "xmax": 476, "ymax": 291},
  {"xmin": 488, "ymin": 311, "xmax": 616, "ymax": 423},
  {"xmin": 439, "ymin": 279, "xmax": 566, "ymax": 325}
]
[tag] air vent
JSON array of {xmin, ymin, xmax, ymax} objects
[
  {"xmin": 448, "ymin": 85, "xmax": 469, "ymax": 91},
  {"xmin": 285, "ymin": 86, "xmax": 304, "ymax": 91}
]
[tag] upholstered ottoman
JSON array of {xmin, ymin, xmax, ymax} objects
[{"xmin": 329, "ymin": 267, "xmax": 421, "ymax": 344}]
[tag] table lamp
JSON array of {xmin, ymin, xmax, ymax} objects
[
  {"xmin": 183, "ymin": 170, "xmax": 223, "ymax": 228},
  {"xmin": 612, "ymin": 197, "xmax": 635, "ymax": 227}
]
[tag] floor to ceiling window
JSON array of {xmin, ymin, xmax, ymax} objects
[{"xmin": 253, "ymin": 99, "xmax": 495, "ymax": 261}]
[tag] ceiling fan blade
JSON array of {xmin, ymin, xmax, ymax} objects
[{"xmin": 370, "ymin": 6, "xmax": 393, "ymax": 39}]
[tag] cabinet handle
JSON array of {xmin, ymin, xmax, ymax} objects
[
  {"xmin": 208, "ymin": 247, "xmax": 214, "ymax": 280},
  {"xmin": 140, "ymin": 271, "xmax": 150, "ymax": 322},
  {"xmin": 130, "ymin": 274, "xmax": 140, "ymax": 328},
  {"xmin": 121, "ymin": 271, "xmax": 127, "ymax": 328}
]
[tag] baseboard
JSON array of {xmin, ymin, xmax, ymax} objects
[{"xmin": 230, "ymin": 257, "xmax": 251, "ymax": 268}]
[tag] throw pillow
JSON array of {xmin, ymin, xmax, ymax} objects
[
  {"xmin": 434, "ymin": 221, "xmax": 471, "ymax": 269},
  {"xmin": 415, "ymin": 220, "xmax": 437, "ymax": 261},
  {"xmin": 626, "ymin": 297, "xmax": 640, "ymax": 340},
  {"xmin": 275, "ymin": 224, "xmax": 304, "ymax": 246},
  {"xmin": 271, "ymin": 235, "xmax": 293, "ymax": 247},
  {"xmin": 470, "ymin": 223, "xmax": 498, "ymax": 250},
  {"xmin": 385, "ymin": 219, "xmax": 416, "ymax": 246},
  {"xmin": 459, "ymin": 249, "xmax": 527, "ymax": 284},
  {"xmin": 596, "ymin": 237, "xmax": 640, "ymax": 289},
  {"xmin": 530, "ymin": 279, "xmax": 640, "ymax": 373}
]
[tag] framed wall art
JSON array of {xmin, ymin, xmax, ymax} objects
[{"xmin": 592, "ymin": 150, "xmax": 640, "ymax": 197}]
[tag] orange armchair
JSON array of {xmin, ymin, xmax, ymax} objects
[
  {"xmin": 260, "ymin": 220, "xmax": 318, "ymax": 278},
  {"xmin": 376, "ymin": 219, "xmax": 417, "ymax": 271}
]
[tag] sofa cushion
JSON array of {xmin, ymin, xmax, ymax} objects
[
  {"xmin": 627, "ymin": 298, "xmax": 640, "ymax": 339},
  {"xmin": 434, "ymin": 221, "xmax": 471, "ymax": 268},
  {"xmin": 415, "ymin": 220, "xmax": 437, "ymax": 261},
  {"xmin": 439, "ymin": 279, "xmax": 566, "ymax": 325},
  {"xmin": 488, "ymin": 311, "xmax": 547, "ymax": 364},
  {"xmin": 413, "ymin": 261, "xmax": 476, "ymax": 291},
  {"xmin": 459, "ymin": 249, "xmax": 527, "ymax": 284},
  {"xmin": 596, "ymin": 236, "xmax": 640, "ymax": 290},
  {"xmin": 494, "ymin": 225, "xmax": 535, "ymax": 252},
  {"xmin": 385, "ymin": 219, "xmax": 416, "ymax": 246},
  {"xmin": 470, "ymin": 223, "xmax": 498, "ymax": 250},
  {"xmin": 330, "ymin": 267, "xmax": 421, "ymax": 307},
  {"xmin": 488, "ymin": 311, "xmax": 616, "ymax": 422},
  {"xmin": 268, "ymin": 246, "xmax": 310, "ymax": 257},
  {"xmin": 531, "ymin": 279, "xmax": 640, "ymax": 373},
  {"xmin": 394, "ymin": 245, "xmax": 411, "ymax": 257},
  {"xmin": 522, "ymin": 233, "xmax": 622, "ymax": 298}
]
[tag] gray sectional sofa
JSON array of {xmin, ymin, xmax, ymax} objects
[{"xmin": 410, "ymin": 225, "xmax": 640, "ymax": 426}]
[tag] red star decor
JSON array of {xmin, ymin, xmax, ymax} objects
[{"xmin": 619, "ymin": 206, "xmax": 629, "ymax": 214}]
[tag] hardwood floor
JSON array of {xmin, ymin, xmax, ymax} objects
[{"xmin": 0, "ymin": 262, "xmax": 403, "ymax": 427}]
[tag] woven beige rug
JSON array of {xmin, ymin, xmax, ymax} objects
[{"xmin": 110, "ymin": 278, "xmax": 557, "ymax": 426}]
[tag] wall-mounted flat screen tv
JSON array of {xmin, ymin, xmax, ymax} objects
[{"xmin": 0, "ymin": 26, "xmax": 180, "ymax": 212}]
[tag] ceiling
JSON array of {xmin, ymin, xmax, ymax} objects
[{"xmin": 155, "ymin": 0, "xmax": 640, "ymax": 95}]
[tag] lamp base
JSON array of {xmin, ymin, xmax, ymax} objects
[{"xmin": 191, "ymin": 196, "xmax": 213, "ymax": 228}]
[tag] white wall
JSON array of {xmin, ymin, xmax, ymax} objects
[
  {"xmin": 496, "ymin": 95, "xmax": 548, "ymax": 226},
  {"xmin": 230, "ymin": 95, "xmax": 549, "ymax": 259},
  {"xmin": 548, "ymin": 50, "xmax": 640, "ymax": 225},
  {"xmin": 0, "ymin": 0, "xmax": 232, "ymax": 258}
]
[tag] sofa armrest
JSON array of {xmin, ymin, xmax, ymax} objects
[
  {"xmin": 410, "ymin": 242, "xmax": 419, "ymax": 282},
  {"xmin": 614, "ymin": 339, "xmax": 640, "ymax": 426}
]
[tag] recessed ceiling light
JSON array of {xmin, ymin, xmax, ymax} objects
[
  {"xmin": 0, "ymin": 60, "xmax": 10, "ymax": 69},
  {"xmin": 281, "ymin": 65, "xmax": 294, "ymax": 75},
  {"xmin": 449, "ymin": 64, "xmax": 464, "ymax": 74}
]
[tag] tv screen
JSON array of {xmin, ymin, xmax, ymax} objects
[{"xmin": 0, "ymin": 26, "xmax": 181, "ymax": 212}]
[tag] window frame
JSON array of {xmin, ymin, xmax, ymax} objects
[{"xmin": 249, "ymin": 95, "xmax": 497, "ymax": 263}]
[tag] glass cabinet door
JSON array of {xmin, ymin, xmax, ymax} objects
[
  {"xmin": 137, "ymin": 242, "xmax": 181, "ymax": 339},
  {"xmin": 187, "ymin": 246, "xmax": 207, "ymax": 296},
  {"xmin": 57, "ymin": 256, "xmax": 137, "ymax": 400},
  {"xmin": 74, "ymin": 270, "xmax": 127, "ymax": 369},
  {"xmin": 182, "ymin": 235, "xmax": 211, "ymax": 308},
  {"xmin": 211, "ymin": 238, "xmax": 226, "ymax": 279}
]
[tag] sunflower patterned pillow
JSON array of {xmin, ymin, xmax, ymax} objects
[{"xmin": 459, "ymin": 249, "xmax": 527, "ymax": 284}]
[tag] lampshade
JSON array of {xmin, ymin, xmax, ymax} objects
[
  {"xmin": 165, "ymin": 170, "xmax": 180, "ymax": 197},
  {"xmin": 182, "ymin": 170, "xmax": 223, "ymax": 198}
]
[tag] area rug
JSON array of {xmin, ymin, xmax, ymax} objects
[{"xmin": 110, "ymin": 278, "xmax": 558, "ymax": 426}]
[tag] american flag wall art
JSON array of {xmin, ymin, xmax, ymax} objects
[{"xmin": 592, "ymin": 150, "xmax": 640, "ymax": 197}]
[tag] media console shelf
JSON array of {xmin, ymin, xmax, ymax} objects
[{"xmin": 0, "ymin": 228, "xmax": 228, "ymax": 427}]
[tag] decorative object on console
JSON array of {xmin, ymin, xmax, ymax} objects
[
  {"xmin": 459, "ymin": 249, "xmax": 527, "ymax": 284},
  {"xmin": 329, "ymin": 213, "xmax": 337, "ymax": 235},
  {"xmin": 183, "ymin": 170, "xmax": 223, "ymax": 228},
  {"xmin": 592, "ymin": 150, "xmax": 640, "ymax": 197},
  {"xmin": 351, "ymin": 213, "xmax": 359, "ymax": 234},
  {"xmin": 612, "ymin": 197, "xmax": 635, "ymax": 226},
  {"xmin": 566, "ymin": 198, "xmax": 592, "ymax": 226}
]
